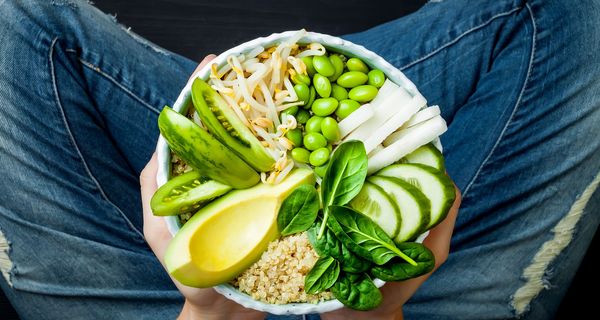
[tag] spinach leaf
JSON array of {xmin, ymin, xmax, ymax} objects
[
  {"xmin": 371, "ymin": 242, "xmax": 435, "ymax": 281},
  {"xmin": 331, "ymin": 272, "xmax": 382, "ymax": 311},
  {"xmin": 317, "ymin": 141, "xmax": 368, "ymax": 238},
  {"xmin": 277, "ymin": 184, "xmax": 319, "ymax": 236},
  {"xmin": 304, "ymin": 256, "xmax": 340, "ymax": 294},
  {"xmin": 307, "ymin": 223, "xmax": 371, "ymax": 273},
  {"xmin": 327, "ymin": 206, "xmax": 417, "ymax": 266}
]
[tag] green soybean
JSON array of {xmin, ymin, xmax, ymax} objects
[
  {"xmin": 328, "ymin": 55, "xmax": 345, "ymax": 81},
  {"xmin": 311, "ymin": 98, "xmax": 339, "ymax": 117},
  {"xmin": 305, "ymin": 116, "xmax": 324, "ymax": 133},
  {"xmin": 291, "ymin": 147, "xmax": 311, "ymax": 163},
  {"xmin": 331, "ymin": 84, "xmax": 348, "ymax": 101},
  {"xmin": 310, "ymin": 147, "xmax": 330, "ymax": 167},
  {"xmin": 313, "ymin": 55, "xmax": 335, "ymax": 77},
  {"xmin": 336, "ymin": 71, "xmax": 369, "ymax": 88},
  {"xmin": 348, "ymin": 85, "xmax": 378, "ymax": 102},
  {"xmin": 303, "ymin": 132, "xmax": 327, "ymax": 151},
  {"xmin": 368, "ymin": 69, "xmax": 386, "ymax": 88},
  {"xmin": 281, "ymin": 105, "xmax": 299, "ymax": 117},
  {"xmin": 321, "ymin": 117, "xmax": 340, "ymax": 142},
  {"xmin": 294, "ymin": 83, "xmax": 310, "ymax": 105},
  {"xmin": 302, "ymin": 56, "xmax": 317, "ymax": 77},
  {"xmin": 335, "ymin": 99, "xmax": 361, "ymax": 119},
  {"xmin": 346, "ymin": 57, "xmax": 369, "ymax": 73},
  {"xmin": 314, "ymin": 163, "xmax": 328, "ymax": 177},
  {"xmin": 305, "ymin": 86, "xmax": 317, "ymax": 109},
  {"xmin": 314, "ymin": 74, "xmax": 332, "ymax": 98},
  {"xmin": 296, "ymin": 109, "xmax": 311, "ymax": 124},
  {"xmin": 292, "ymin": 73, "xmax": 311, "ymax": 86},
  {"xmin": 286, "ymin": 128, "xmax": 303, "ymax": 147}
]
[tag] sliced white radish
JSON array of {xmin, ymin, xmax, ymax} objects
[
  {"xmin": 338, "ymin": 103, "xmax": 374, "ymax": 138},
  {"xmin": 360, "ymin": 93, "xmax": 426, "ymax": 153},
  {"xmin": 370, "ymin": 79, "xmax": 399, "ymax": 106},
  {"xmin": 368, "ymin": 144, "xmax": 384, "ymax": 157},
  {"xmin": 402, "ymin": 105, "xmax": 441, "ymax": 129},
  {"xmin": 368, "ymin": 115, "xmax": 447, "ymax": 174},
  {"xmin": 344, "ymin": 87, "xmax": 414, "ymax": 143}
]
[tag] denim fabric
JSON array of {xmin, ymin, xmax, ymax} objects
[{"xmin": 0, "ymin": 0, "xmax": 598, "ymax": 319}]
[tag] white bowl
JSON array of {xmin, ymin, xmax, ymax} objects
[{"xmin": 155, "ymin": 30, "xmax": 437, "ymax": 315}]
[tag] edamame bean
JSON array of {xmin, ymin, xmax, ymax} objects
[
  {"xmin": 367, "ymin": 69, "xmax": 386, "ymax": 88},
  {"xmin": 292, "ymin": 73, "xmax": 311, "ymax": 86},
  {"xmin": 312, "ymin": 55, "xmax": 335, "ymax": 77},
  {"xmin": 296, "ymin": 109, "xmax": 310, "ymax": 124},
  {"xmin": 335, "ymin": 99, "xmax": 361, "ymax": 119},
  {"xmin": 309, "ymin": 147, "xmax": 330, "ymax": 167},
  {"xmin": 286, "ymin": 128, "xmax": 303, "ymax": 147},
  {"xmin": 313, "ymin": 74, "xmax": 331, "ymax": 98},
  {"xmin": 314, "ymin": 163, "xmax": 328, "ymax": 177},
  {"xmin": 321, "ymin": 117, "xmax": 340, "ymax": 142},
  {"xmin": 331, "ymin": 84, "xmax": 348, "ymax": 101},
  {"xmin": 303, "ymin": 132, "xmax": 327, "ymax": 151},
  {"xmin": 281, "ymin": 105, "xmax": 299, "ymax": 117},
  {"xmin": 311, "ymin": 98, "xmax": 339, "ymax": 116},
  {"xmin": 294, "ymin": 83, "xmax": 310, "ymax": 105},
  {"xmin": 305, "ymin": 116, "xmax": 324, "ymax": 133},
  {"xmin": 348, "ymin": 85, "xmax": 378, "ymax": 102},
  {"xmin": 291, "ymin": 147, "xmax": 310, "ymax": 163},
  {"xmin": 336, "ymin": 71, "xmax": 369, "ymax": 88},
  {"xmin": 304, "ymin": 86, "xmax": 316, "ymax": 109},
  {"xmin": 302, "ymin": 56, "xmax": 316, "ymax": 77},
  {"xmin": 328, "ymin": 55, "xmax": 344, "ymax": 81},
  {"xmin": 346, "ymin": 57, "xmax": 369, "ymax": 73}
]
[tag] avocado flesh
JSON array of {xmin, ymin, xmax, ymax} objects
[
  {"xmin": 164, "ymin": 168, "xmax": 315, "ymax": 287},
  {"xmin": 191, "ymin": 78, "xmax": 275, "ymax": 172}
]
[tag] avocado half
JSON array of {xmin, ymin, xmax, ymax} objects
[{"xmin": 191, "ymin": 78, "xmax": 275, "ymax": 172}]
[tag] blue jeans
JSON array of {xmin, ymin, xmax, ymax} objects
[{"xmin": 0, "ymin": 0, "xmax": 598, "ymax": 319}]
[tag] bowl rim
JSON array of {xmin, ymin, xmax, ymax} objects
[{"xmin": 155, "ymin": 29, "xmax": 437, "ymax": 315}]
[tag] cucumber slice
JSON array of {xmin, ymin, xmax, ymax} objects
[
  {"xmin": 398, "ymin": 143, "xmax": 445, "ymax": 171},
  {"xmin": 368, "ymin": 176, "xmax": 431, "ymax": 243},
  {"xmin": 377, "ymin": 163, "xmax": 455, "ymax": 229},
  {"xmin": 349, "ymin": 182, "xmax": 400, "ymax": 238}
]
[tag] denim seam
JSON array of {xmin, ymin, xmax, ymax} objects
[
  {"xmin": 77, "ymin": 58, "xmax": 161, "ymax": 115},
  {"xmin": 462, "ymin": 4, "xmax": 537, "ymax": 198},
  {"xmin": 399, "ymin": 6, "xmax": 523, "ymax": 71},
  {"xmin": 48, "ymin": 37, "xmax": 146, "ymax": 242}
]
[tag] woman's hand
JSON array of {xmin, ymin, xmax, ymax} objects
[
  {"xmin": 321, "ymin": 184, "xmax": 462, "ymax": 320},
  {"xmin": 140, "ymin": 56, "xmax": 265, "ymax": 320}
]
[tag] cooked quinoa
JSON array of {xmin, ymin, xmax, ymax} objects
[{"xmin": 231, "ymin": 232, "xmax": 334, "ymax": 304}]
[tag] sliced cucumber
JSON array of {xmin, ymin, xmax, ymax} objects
[
  {"xmin": 368, "ymin": 176, "xmax": 431, "ymax": 243},
  {"xmin": 398, "ymin": 143, "xmax": 445, "ymax": 171},
  {"xmin": 349, "ymin": 182, "xmax": 400, "ymax": 238},
  {"xmin": 377, "ymin": 163, "xmax": 455, "ymax": 229}
]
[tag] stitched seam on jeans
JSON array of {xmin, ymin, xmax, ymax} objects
[
  {"xmin": 48, "ymin": 37, "xmax": 145, "ymax": 241},
  {"xmin": 462, "ymin": 3, "xmax": 537, "ymax": 198},
  {"xmin": 400, "ymin": 6, "xmax": 523, "ymax": 71},
  {"xmin": 78, "ymin": 58, "xmax": 161, "ymax": 115}
]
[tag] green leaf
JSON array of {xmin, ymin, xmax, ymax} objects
[
  {"xmin": 307, "ymin": 222, "xmax": 371, "ymax": 273},
  {"xmin": 327, "ymin": 206, "xmax": 417, "ymax": 266},
  {"xmin": 318, "ymin": 141, "xmax": 368, "ymax": 238},
  {"xmin": 331, "ymin": 272, "xmax": 382, "ymax": 311},
  {"xmin": 304, "ymin": 256, "xmax": 340, "ymax": 294},
  {"xmin": 371, "ymin": 242, "xmax": 435, "ymax": 281},
  {"xmin": 277, "ymin": 184, "xmax": 319, "ymax": 236}
]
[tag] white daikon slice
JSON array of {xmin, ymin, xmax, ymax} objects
[
  {"xmin": 368, "ymin": 115, "xmax": 447, "ymax": 174},
  {"xmin": 369, "ymin": 79, "xmax": 399, "ymax": 107},
  {"xmin": 402, "ymin": 105, "xmax": 441, "ymax": 129},
  {"xmin": 360, "ymin": 93, "xmax": 426, "ymax": 153},
  {"xmin": 345, "ymin": 87, "xmax": 414, "ymax": 143},
  {"xmin": 368, "ymin": 144, "xmax": 384, "ymax": 157},
  {"xmin": 338, "ymin": 103, "xmax": 374, "ymax": 138}
]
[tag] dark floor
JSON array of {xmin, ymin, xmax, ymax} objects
[{"xmin": 1, "ymin": 0, "xmax": 596, "ymax": 319}]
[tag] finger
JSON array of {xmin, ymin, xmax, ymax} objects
[{"xmin": 188, "ymin": 54, "xmax": 217, "ymax": 81}]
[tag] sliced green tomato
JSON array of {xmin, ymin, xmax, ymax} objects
[
  {"xmin": 191, "ymin": 78, "xmax": 275, "ymax": 172},
  {"xmin": 158, "ymin": 107, "xmax": 259, "ymax": 189},
  {"xmin": 368, "ymin": 176, "xmax": 431, "ymax": 244},
  {"xmin": 151, "ymin": 171, "xmax": 232, "ymax": 216},
  {"xmin": 349, "ymin": 182, "xmax": 400, "ymax": 238},
  {"xmin": 398, "ymin": 143, "xmax": 445, "ymax": 171},
  {"xmin": 376, "ymin": 163, "xmax": 455, "ymax": 229}
]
